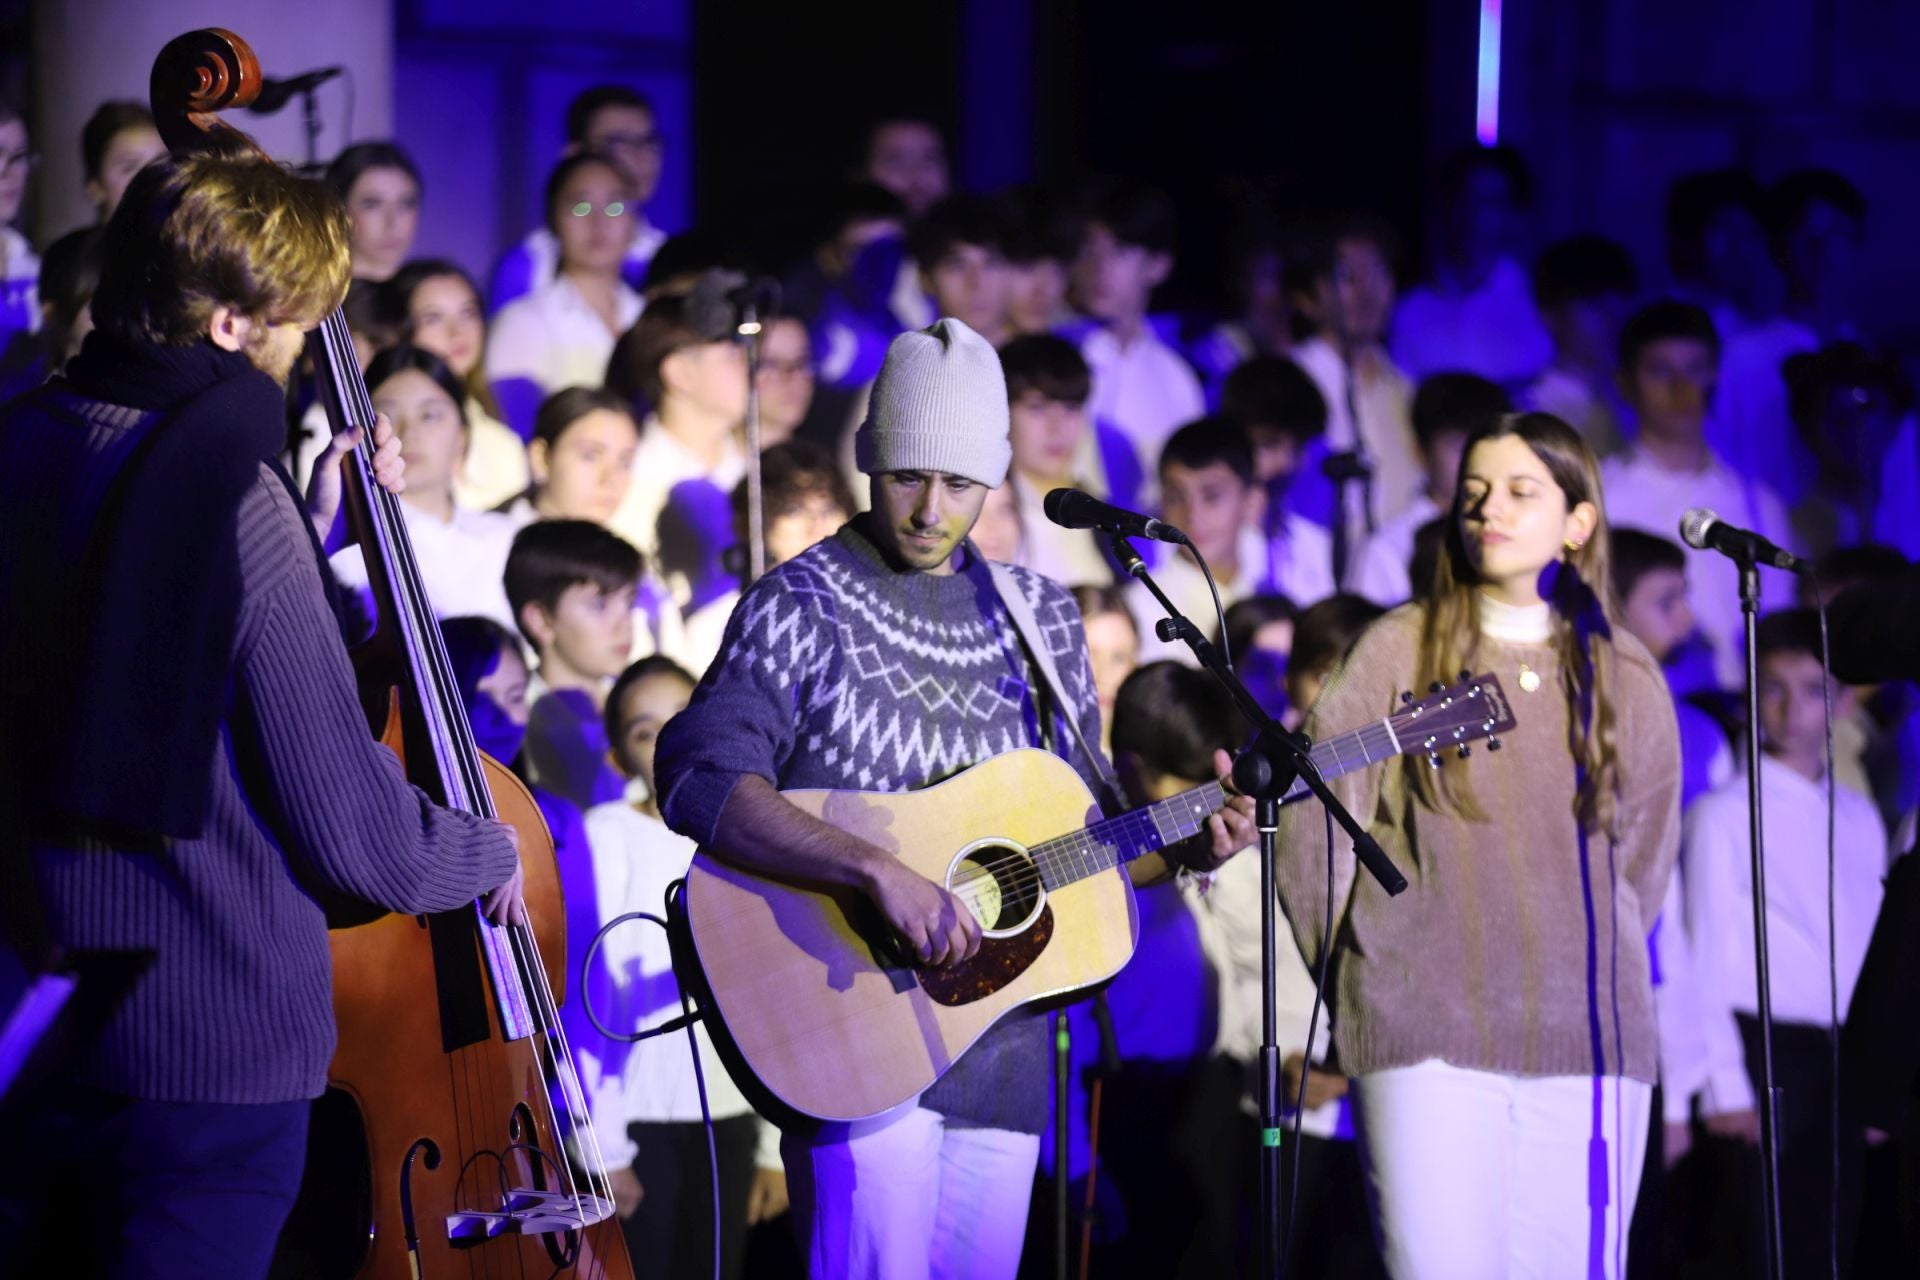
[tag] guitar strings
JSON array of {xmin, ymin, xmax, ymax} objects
[{"xmin": 938, "ymin": 704, "xmax": 1491, "ymax": 922}]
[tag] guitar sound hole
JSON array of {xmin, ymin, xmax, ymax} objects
[{"xmin": 948, "ymin": 842, "xmax": 1045, "ymax": 936}]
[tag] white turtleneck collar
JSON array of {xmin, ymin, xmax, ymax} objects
[{"xmin": 1476, "ymin": 591, "xmax": 1552, "ymax": 644}]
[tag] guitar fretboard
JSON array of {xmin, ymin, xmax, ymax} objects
[{"xmin": 1029, "ymin": 717, "xmax": 1404, "ymax": 891}]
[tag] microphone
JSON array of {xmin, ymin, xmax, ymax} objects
[
  {"xmin": 1679, "ymin": 508, "xmax": 1806, "ymax": 572},
  {"xmin": 247, "ymin": 67, "xmax": 344, "ymax": 115},
  {"xmin": 1042, "ymin": 488, "xmax": 1187, "ymax": 545}
]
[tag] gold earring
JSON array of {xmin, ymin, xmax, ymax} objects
[{"xmin": 1565, "ymin": 537, "xmax": 1584, "ymax": 552}]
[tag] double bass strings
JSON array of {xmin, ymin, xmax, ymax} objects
[{"xmin": 323, "ymin": 311, "xmax": 620, "ymax": 1232}]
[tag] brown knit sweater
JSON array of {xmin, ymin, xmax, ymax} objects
[{"xmin": 1274, "ymin": 605, "xmax": 1681, "ymax": 1084}]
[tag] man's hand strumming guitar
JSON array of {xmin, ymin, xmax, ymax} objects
[{"xmin": 864, "ymin": 856, "xmax": 982, "ymax": 968}]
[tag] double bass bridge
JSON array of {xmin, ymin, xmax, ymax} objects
[{"xmin": 446, "ymin": 1189, "xmax": 616, "ymax": 1243}]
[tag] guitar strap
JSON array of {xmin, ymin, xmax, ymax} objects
[{"xmin": 987, "ymin": 560, "xmax": 1125, "ymax": 815}]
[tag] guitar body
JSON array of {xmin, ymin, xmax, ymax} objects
[
  {"xmin": 684, "ymin": 750, "xmax": 1137, "ymax": 1122},
  {"xmin": 681, "ymin": 673, "xmax": 1519, "ymax": 1124}
]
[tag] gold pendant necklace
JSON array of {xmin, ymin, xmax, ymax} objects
[{"xmin": 1517, "ymin": 662, "xmax": 1542, "ymax": 694}]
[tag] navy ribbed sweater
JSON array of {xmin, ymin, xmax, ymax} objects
[{"xmin": 0, "ymin": 389, "xmax": 520, "ymax": 1104}]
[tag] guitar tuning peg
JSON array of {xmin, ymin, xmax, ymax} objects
[
  {"xmin": 1427, "ymin": 752, "xmax": 1443, "ymax": 770},
  {"xmin": 1486, "ymin": 736, "xmax": 1503, "ymax": 752},
  {"xmin": 1428, "ymin": 682, "xmax": 1443, "ymax": 694},
  {"xmin": 1456, "ymin": 743, "xmax": 1471, "ymax": 759},
  {"xmin": 1401, "ymin": 691, "xmax": 1414, "ymax": 705},
  {"xmin": 1459, "ymin": 668, "xmax": 1472, "ymax": 683}
]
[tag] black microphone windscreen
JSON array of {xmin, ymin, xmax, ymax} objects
[{"xmin": 1042, "ymin": 487, "xmax": 1090, "ymax": 528}]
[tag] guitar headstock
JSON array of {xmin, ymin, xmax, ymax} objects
[{"xmin": 1389, "ymin": 671, "xmax": 1518, "ymax": 768}]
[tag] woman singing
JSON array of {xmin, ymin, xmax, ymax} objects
[{"xmin": 1274, "ymin": 412, "xmax": 1681, "ymax": 1279}]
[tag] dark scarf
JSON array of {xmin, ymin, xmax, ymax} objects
[{"xmin": 29, "ymin": 331, "xmax": 295, "ymax": 837}]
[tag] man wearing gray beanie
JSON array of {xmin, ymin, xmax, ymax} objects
[{"xmin": 653, "ymin": 318, "xmax": 1256, "ymax": 1278}]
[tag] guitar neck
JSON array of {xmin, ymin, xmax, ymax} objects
[{"xmin": 1031, "ymin": 718, "xmax": 1401, "ymax": 892}]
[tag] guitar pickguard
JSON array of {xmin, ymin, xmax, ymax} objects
[{"xmin": 916, "ymin": 905, "xmax": 1055, "ymax": 1006}]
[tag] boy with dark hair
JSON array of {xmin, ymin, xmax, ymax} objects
[
  {"xmin": 1284, "ymin": 213, "xmax": 1424, "ymax": 559},
  {"xmin": 1348, "ymin": 372, "xmax": 1508, "ymax": 606},
  {"xmin": 908, "ymin": 195, "xmax": 1011, "ymax": 347},
  {"xmin": 859, "ymin": 116, "xmax": 949, "ymax": 219},
  {"xmin": 1219, "ymin": 354, "xmax": 1328, "ymax": 503},
  {"xmin": 505, "ymin": 518, "xmax": 642, "ymax": 812},
  {"xmin": 1221, "ymin": 595, "xmax": 1389, "ymax": 1279},
  {"xmin": 1523, "ymin": 234, "xmax": 1639, "ymax": 459},
  {"xmin": 1770, "ymin": 169, "xmax": 1866, "ymax": 343},
  {"xmin": 1702, "ymin": 169, "xmax": 1871, "ymax": 513},
  {"xmin": 1074, "ymin": 661, "xmax": 1262, "ymax": 1276},
  {"xmin": 998, "ymin": 185, "xmax": 1077, "ymax": 337},
  {"xmin": 1608, "ymin": 528, "xmax": 1735, "ymax": 1265},
  {"xmin": 1068, "ymin": 178, "xmax": 1205, "ymax": 500},
  {"xmin": 1685, "ymin": 608, "xmax": 1885, "ymax": 1279},
  {"xmin": 1187, "ymin": 212, "xmax": 1293, "ymax": 392},
  {"xmin": 682, "ymin": 439, "xmax": 857, "ymax": 675},
  {"xmin": 999, "ymin": 332, "xmax": 1117, "ymax": 587},
  {"xmin": 796, "ymin": 183, "xmax": 912, "ymax": 392},
  {"xmin": 1391, "ymin": 144, "xmax": 1552, "ymax": 386},
  {"xmin": 1665, "ymin": 169, "xmax": 1777, "ymax": 337},
  {"xmin": 1602, "ymin": 300, "xmax": 1796, "ymax": 690},
  {"xmin": 858, "ymin": 117, "xmax": 951, "ymax": 333},
  {"xmin": 1130, "ymin": 416, "xmax": 1333, "ymax": 665},
  {"xmin": 603, "ymin": 276, "xmax": 749, "ymax": 614},
  {"xmin": 489, "ymin": 84, "xmax": 668, "ymax": 312}
]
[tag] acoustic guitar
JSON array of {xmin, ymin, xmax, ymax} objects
[{"xmin": 681, "ymin": 672, "xmax": 1517, "ymax": 1122}]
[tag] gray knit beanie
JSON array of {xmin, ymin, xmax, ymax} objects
[{"xmin": 853, "ymin": 318, "xmax": 1012, "ymax": 488}]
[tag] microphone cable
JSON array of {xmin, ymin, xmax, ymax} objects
[{"xmin": 582, "ymin": 884, "xmax": 724, "ymax": 1280}]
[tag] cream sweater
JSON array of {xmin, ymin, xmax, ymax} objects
[{"xmin": 1273, "ymin": 603, "xmax": 1682, "ymax": 1083}]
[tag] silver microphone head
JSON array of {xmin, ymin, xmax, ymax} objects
[{"xmin": 1678, "ymin": 508, "xmax": 1719, "ymax": 551}]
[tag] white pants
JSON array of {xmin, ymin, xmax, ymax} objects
[
  {"xmin": 782, "ymin": 1106, "xmax": 1041, "ymax": 1280},
  {"xmin": 1352, "ymin": 1060, "xmax": 1652, "ymax": 1280}
]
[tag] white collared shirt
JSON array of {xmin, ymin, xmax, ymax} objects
[
  {"xmin": 1601, "ymin": 447, "xmax": 1796, "ymax": 690},
  {"xmin": 573, "ymin": 802, "xmax": 779, "ymax": 1169},
  {"xmin": 1289, "ymin": 336, "xmax": 1425, "ymax": 548},
  {"xmin": 1683, "ymin": 756, "xmax": 1887, "ymax": 1113},
  {"xmin": 1078, "ymin": 323, "xmax": 1206, "ymax": 504},
  {"xmin": 1128, "ymin": 518, "xmax": 1336, "ymax": 667},
  {"xmin": 484, "ymin": 274, "xmax": 644, "ymax": 398},
  {"xmin": 1390, "ymin": 256, "xmax": 1554, "ymax": 387},
  {"xmin": 330, "ymin": 500, "xmax": 519, "ymax": 633}
]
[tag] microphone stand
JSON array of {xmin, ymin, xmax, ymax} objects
[
  {"xmin": 299, "ymin": 84, "xmax": 322, "ymax": 172},
  {"xmin": 1737, "ymin": 552, "xmax": 1787, "ymax": 1280},
  {"xmin": 738, "ymin": 298, "xmax": 767, "ymax": 586},
  {"xmin": 1053, "ymin": 1007, "xmax": 1070, "ymax": 1280},
  {"xmin": 1324, "ymin": 273, "xmax": 1376, "ymax": 586},
  {"xmin": 1106, "ymin": 532, "xmax": 1404, "ymax": 1279}
]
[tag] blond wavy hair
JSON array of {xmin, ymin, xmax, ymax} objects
[
  {"xmin": 93, "ymin": 151, "xmax": 351, "ymax": 347},
  {"xmin": 1414, "ymin": 412, "xmax": 1625, "ymax": 837}
]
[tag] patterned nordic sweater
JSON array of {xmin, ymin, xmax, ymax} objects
[{"xmin": 656, "ymin": 516, "xmax": 1113, "ymax": 1134}]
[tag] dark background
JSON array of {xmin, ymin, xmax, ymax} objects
[{"xmin": 5, "ymin": 0, "xmax": 1918, "ymax": 344}]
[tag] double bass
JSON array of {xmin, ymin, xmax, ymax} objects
[{"xmin": 150, "ymin": 30, "xmax": 636, "ymax": 1279}]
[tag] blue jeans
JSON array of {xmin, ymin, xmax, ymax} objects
[{"xmin": 0, "ymin": 1084, "xmax": 308, "ymax": 1279}]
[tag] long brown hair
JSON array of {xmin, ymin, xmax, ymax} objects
[{"xmin": 1415, "ymin": 412, "xmax": 1624, "ymax": 836}]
